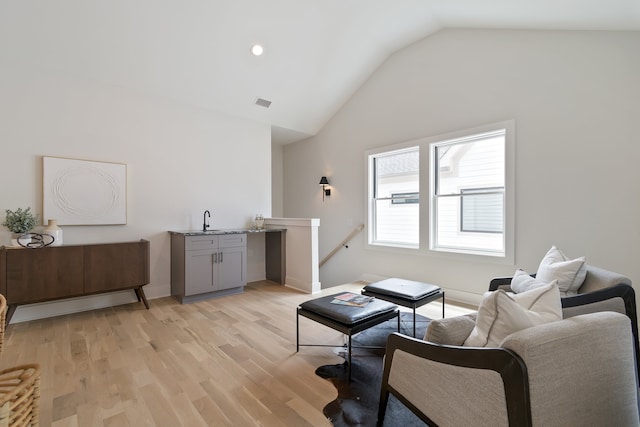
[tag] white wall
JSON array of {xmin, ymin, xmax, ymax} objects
[
  {"xmin": 1, "ymin": 61, "xmax": 272, "ymax": 321},
  {"xmin": 283, "ymin": 29, "xmax": 640, "ymax": 304}
]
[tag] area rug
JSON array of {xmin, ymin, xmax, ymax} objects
[{"xmin": 315, "ymin": 313, "xmax": 430, "ymax": 427}]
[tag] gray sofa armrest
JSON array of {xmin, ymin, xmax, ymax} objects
[{"xmin": 578, "ymin": 265, "xmax": 632, "ymax": 293}]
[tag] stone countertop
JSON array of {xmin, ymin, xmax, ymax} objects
[{"xmin": 168, "ymin": 228, "xmax": 285, "ymax": 236}]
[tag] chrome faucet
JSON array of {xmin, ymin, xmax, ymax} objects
[{"xmin": 203, "ymin": 210, "xmax": 211, "ymax": 232}]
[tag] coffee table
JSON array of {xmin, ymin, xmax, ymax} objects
[
  {"xmin": 362, "ymin": 278, "xmax": 444, "ymax": 337},
  {"xmin": 296, "ymin": 293, "xmax": 399, "ymax": 380}
]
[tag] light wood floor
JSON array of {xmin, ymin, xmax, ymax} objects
[{"xmin": 1, "ymin": 281, "xmax": 474, "ymax": 426}]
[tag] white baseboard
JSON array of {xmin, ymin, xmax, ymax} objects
[{"xmin": 284, "ymin": 275, "xmax": 320, "ymax": 294}]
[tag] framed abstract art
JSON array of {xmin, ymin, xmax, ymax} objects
[{"xmin": 43, "ymin": 156, "xmax": 127, "ymax": 225}]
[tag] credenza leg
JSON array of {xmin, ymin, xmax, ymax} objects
[{"xmin": 135, "ymin": 287, "xmax": 150, "ymax": 309}]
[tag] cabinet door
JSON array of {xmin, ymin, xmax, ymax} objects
[
  {"xmin": 84, "ymin": 241, "xmax": 150, "ymax": 293},
  {"xmin": 217, "ymin": 246, "xmax": 246, "ymax": 290},
  {"xmin": 6, "ymin": 246, "xmax": 84, "ymax": 304},
  {"xmin": 185, "ymin": 249, "xmax": 217, "ymax": 295}
]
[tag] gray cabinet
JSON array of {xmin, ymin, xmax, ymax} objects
[{"xmin": 171, "ymin": 233, "xmax": 246, "ymax": 303}]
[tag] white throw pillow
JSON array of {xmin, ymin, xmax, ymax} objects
[
  {"xmin": 463, "ymin": 283, "xmax": 562, "ymax": 347},
  {"xmin": 511, "ymin": 269, "xmax": 558, "ymax": 293},
  {"xmin": 536, "ymin": 246, "xmax": 586, "ymax": 297}
]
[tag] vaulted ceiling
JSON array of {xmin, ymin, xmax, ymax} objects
[{"xmin": 2, "ymin": 1, "xmax": 639, "ymax": 144}]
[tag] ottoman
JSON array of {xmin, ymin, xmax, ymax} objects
[
  {"xmin": 296, "ymin": 293, "xmax": 399, "ymax": 380},
  {"xmin": 362, "ymin": 278, "xmax": 444, "ymax": 337}
]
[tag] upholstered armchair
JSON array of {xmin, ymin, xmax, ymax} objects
[
  {"xmin": 377, "ymin": 266, "xmax": 639, "ymax": 426},
  {"xmin": 490, "ymin": 265, "xmax": 639, "ymax": 372},
  {"xmin": 489, "ymin": 264, "xmax": 632, "ymax": 295},
  {"xmin": 378, "ymin": 311, "xmax": 639, "ymax": 426}
]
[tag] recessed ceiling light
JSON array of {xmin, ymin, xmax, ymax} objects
[{"xmin": 250, "ymin": 44, "xmax": 264, "ymax": 56}]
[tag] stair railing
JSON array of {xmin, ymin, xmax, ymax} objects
[{"xmin": 319, "ymin": 224, "xmax": 364, "ymax": 267}]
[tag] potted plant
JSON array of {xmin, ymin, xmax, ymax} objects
[{"xmin": 3, "ymin": 207, "xmax": 38, "ymax": 247}]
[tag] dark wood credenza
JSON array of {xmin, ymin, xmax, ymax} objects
[{"xmin": 0, "ymin": 239, "xmax": 150, "ymax": 324}]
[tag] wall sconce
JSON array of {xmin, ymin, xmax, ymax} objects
[{"xmin": 319, "ymin": 176, "xmax": 331, "ymax": 201}]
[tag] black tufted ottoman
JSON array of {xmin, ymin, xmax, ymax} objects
[
  {"xmin": 362, "ymin": 278, "xmax": 444, "ymax": 337},
  {"xmin": 296, "ymin": 293, "xmax": 399, "ymax": 380}
]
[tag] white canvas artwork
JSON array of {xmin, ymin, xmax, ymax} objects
[{"xmin": 43, "ymin": 157, "xmax": 127, "ymax": 225}]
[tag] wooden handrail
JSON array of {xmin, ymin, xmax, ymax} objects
[{"xmin": 320, "ymin": 224, "xmax": 364, "ymax": 267}]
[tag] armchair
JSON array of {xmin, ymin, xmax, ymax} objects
[
  {"xmin": 489, "ymin": 264, "xmax": 632, "ymax": 295},
  {"xmin": 490, "ymin": 265, "xmax": 639, "ymax": 373},
  {"xmin": 378, "ymin": 311, "xmax": 639, "ymax": 426}
]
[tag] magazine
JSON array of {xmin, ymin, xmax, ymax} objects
[{"xmin": 330, "ymin": 292, "xmax": 374, "ymax": 307}]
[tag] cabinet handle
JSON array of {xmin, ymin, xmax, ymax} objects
[
  {"xmin": 219, "ymin": 251, "xmax": 223, "ymax": 263},
  {"xmin": 213, "ymin": 252, "xmax": 218, "ymax": 263}
]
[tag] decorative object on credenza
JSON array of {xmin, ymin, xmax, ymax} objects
[
  {"xmin": 3, "ymin": 207, "xmax": 38, "ymax": 247},
  {"xmin": 43, "ymin": 156, "xmax": 127, "ymax": 225},
  {"xmin": 43, "ymin": 219, "xmax": 63, "ymax": 246},
  {"xmin": 17, "ymin": 233, "xmax": 54, "ymax": 248}
]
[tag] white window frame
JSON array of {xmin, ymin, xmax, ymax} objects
[
  {"xmin": 365, "ymin": 120, "xmax": 515, "ymax": 265},
  {"xmin": 366, "ymin": 143, "xmax": 420, "ymax": 250},
  {"xmin": 429, "ymin": 121, "xmax": 515, "ymax": 263}
]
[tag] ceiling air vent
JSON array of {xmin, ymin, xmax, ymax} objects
[{"xmin": 254, "ymin": 97, "xmax": 272, "ymax": 108}]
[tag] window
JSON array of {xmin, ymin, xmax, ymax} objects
[
  {"xmin": 430, "ymin": 128, "xmax": 507, "ymax": 256},
  {"xmin": 367, "ymin": 146, "xmax": 419, "ymax": 248},
  {"xmin": 365, "ymin": 120, "xmax": 514, "ymax": 262}
]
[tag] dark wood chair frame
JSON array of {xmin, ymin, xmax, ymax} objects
[{"xmin": 378, "ymin": 332, "xmax": 532, "ymax": 427}]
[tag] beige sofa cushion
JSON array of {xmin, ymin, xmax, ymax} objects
[
  {"xmin": 511, "ymin": 269, "xmax": 557, "ymax": 293},
  {"xmin": 536, "ymin": 246, "xmax": 587, "ymax": 296},
  {"xmin": 463, "ymin": 283, "xmax": 562, "ymax": 347},
  {"xmin": 424, "ymin": 314, "xmax": 477, "ymax": 345}
]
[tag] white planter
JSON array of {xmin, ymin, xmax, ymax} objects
[{"xmin": 43, "ymin": 219, "xmax": 63, "ymax": 246}]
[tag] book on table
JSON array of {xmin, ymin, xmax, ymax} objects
[{"xmin": 331, "ymin": 292, "xmax": 374, "ymax": 307}]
